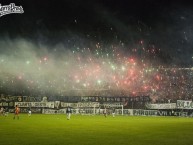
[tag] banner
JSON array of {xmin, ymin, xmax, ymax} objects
[
  {"xmin": 60, "ymin": 102, "xmax": 100, "ymax": 108},
  {"xmin": 8, "ymin": 108, "xmax": 42, "ymax": 113},
  {"xmin": 176, "ymin": 100, "xmax": 193, "ymax": 109},
  {"xmin": 102, "ymin": 102, "xmax": 123, "ymax": 108},
  {"xmin": 77, "ymin": 102, "xmax": 100, "ymax": 108},
  {"xmin": 15, "ymin": 102, "xmax": 55, "ymax": 108},
  {"xmin": 60, "ymin": 102, "xmax": 77, "ymax": 108},
  {"xmin": 0, "ymin": 95, "xmax": 22, "ymax": 102},
  {"xmin": 116, "ymin": 109, "xmax": 133, "ymax": 115},
  {"xmin": 0, "ymin": 102, "xmax": 14, "ymax": 107},
  {"xmin": 80, "ymin": 96, "xmax": 150, "ymax": 102},
  {"xmin": 145, "ymin": 103, "xmax": 176, "ymax": 109},
  {"xmin": 42, "ymin": 109, "xmax": 66, "ymax": 114},
  {"xmin": 133, "ymin": 109, "xmax": 158, "ymax": 116},
  {"xmin": 42, "ymin": 108, "xmax": 80, "ymax": 114},
  {"xmin": 54, "ymin": 101, "xmax": 60, "ymax": 109},
  {"xmin": 41, "ymin": 108, "xmax": 191, "ymax": 116}
]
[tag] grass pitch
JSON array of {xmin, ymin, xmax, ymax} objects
[{"xmin": 1, "ymin": 114, "xmax": 193, "ymax": 145}]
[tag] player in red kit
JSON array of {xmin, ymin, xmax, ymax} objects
[{"xmin": 13, "ymin": 105, "xmax": 20, "ymax": 119}]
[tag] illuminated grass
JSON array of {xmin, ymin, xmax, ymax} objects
[{"xmin": 1, "ymin": 114, "xmax": 193, "ymax": 145}]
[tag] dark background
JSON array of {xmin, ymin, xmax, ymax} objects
[{"xmin": 1, "ymin": 0, "xmax": 193, "ymax": 66}]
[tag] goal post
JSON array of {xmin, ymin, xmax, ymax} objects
[
  {"xmin": 98, "ymin": 104, "xmax": 124, "ymax": 115},
  {"xmin": 77, "ymin": 103, "xmax": 124, "ymax": 115}
]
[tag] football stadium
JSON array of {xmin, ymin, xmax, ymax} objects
[{"xmin": 1, "ymin": 0, "xmax": 193, "ymax": 145}]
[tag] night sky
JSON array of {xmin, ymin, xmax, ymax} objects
[
  {"xmin": 0, "ymin": 0, "xmax": 193, "ymax": 97},
  {"xmin": 1, "ymin": 0, "xmax": 193, "ymax": 66}
]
